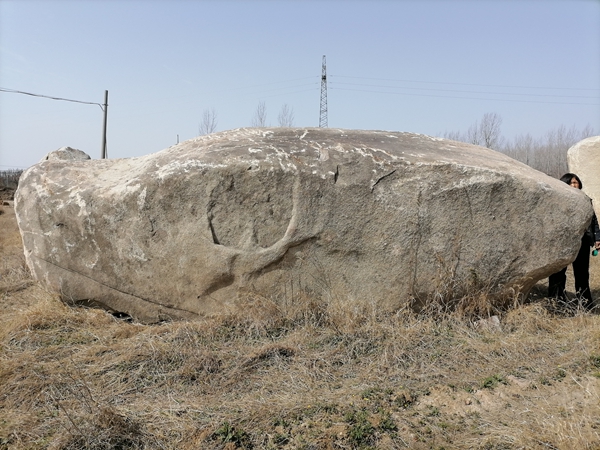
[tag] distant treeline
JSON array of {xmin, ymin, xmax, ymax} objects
[
  {"xmin": 0, "ymin": 170, "xmax": 23, "ymax": 190},
  {"xmin": 442, "ymin": 112, "xmax": 595, "ymax": 179}
]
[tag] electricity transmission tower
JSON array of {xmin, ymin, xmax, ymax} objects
[{"xmin": 319, "ymin": 55, "xmax": 328, "ymax": 128}]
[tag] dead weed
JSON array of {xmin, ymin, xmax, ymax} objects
[{"xmin": 2, "ymin": 211, "xmax": 600, "ymax": 449}]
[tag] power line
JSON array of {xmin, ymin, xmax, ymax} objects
[
  {"xmin": 117, "ymin": 87, "xmax": 319, "ymax": 121},
  {"xmin": 118, "ymin": 76, "xmax": 319, "ymax": 107},
  {"xmin": 1, "ymin": 87, "xmax": 109, "ymax": 159},
  {"xmin": 330, "ymin": 86, "xmax": 600, "ymax": 106},
  {"xmin": 225, "ymin": 76, "xmax": 319, "ymax": 92},
  {"xmin": 329, "ymin": 81, "xmax": 600, "ymax": 100},
  {"xmin": 330, "ymin": 75, "xmax": 600, "ymax": 92},
  {"xmin": 0, "ymin": 88, "xmax": 105, "ymax": 110}
]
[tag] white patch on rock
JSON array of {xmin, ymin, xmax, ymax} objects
[
  {"xmin": 157, "ymin": 160, "xmax": 226, "ymax": 179},
  {"xmin": 137, "ymin": 187, "xmax": 147, "ymax": 210},
  {"xmin": 71, "ymin": 192, "xmax": 89, "ymax": 217}
]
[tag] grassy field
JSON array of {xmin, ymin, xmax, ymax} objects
[{"xmin": 1, "ymin": 201, "xmax": 600, "ymax": 449}]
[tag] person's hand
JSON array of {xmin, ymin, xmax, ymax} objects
[{"xmin": 595, "ymin": 241, "xmax": 600, "ymax": 250}]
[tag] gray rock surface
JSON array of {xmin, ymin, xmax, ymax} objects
[
  {"xmin": 567, "ymin": 135, "xmax": 600, "ymax": 217},
  {"xmin": 15, "ymin": 128, "xmax": 593, "ymax": 322},
  {"xmin": 41, "ymin": 146, "xmax": 91, "ymax": 162}
]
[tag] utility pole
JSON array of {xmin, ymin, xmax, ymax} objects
[
  {"xmin": 319, "ymin": 55, "xmax": 328, "ymax": 128},
  {"xmin": 101, "ymin": 90, "xmax": 108, "ymax": 159}
]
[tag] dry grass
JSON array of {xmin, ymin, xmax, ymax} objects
[{"xmin": 1, "ymin": 203, "xmax": 600, "ymax": 449}]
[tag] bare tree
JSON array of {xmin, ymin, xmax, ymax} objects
[
  {"xmin": 503, "ymin": 133, "xmax": 535, "ymax": 165},
  {"xmin": 499, "ymin": 124, "xmax": 595, "ymax": 178},
  {"xmin": 198, "ymin": 108, "xmax": 218, "ymax": 135},
  {"xmin": 251, "ymin": 101, "xmax": 267, "ymax": 127},
  {"xmin": 445, "ymin": 112, "xmax": 503, "ymax": 149},
  {"xmin": 580, "ymin": 123, "xmax": 595, "ymax": 138},
  {"xmin": 479, "ymin": 112, "xmax": 504, "ymax": 149},
  {"xmin": 277, "ymin": 104, "xmax": 295, "ymax": 127},
  {"xmin": 466, "ymin": 121, "xmax": 482, "ymax": 146},
  {"xmin": 537, "ymin": 124, "xmax": 595, "ymax": 178},
  {"xmin": 455, "ymin": 112, "xmax": 503, "ymax": 148},
  {"xmin": 442, "ymin": 114, "xmax": 595, "ymax": 178},
  {"xmin": 442, "ymin": 130, "xmax": 465, "ymax": 142}
]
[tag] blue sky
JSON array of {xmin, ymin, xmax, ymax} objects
[{"xmin": 1, "ymin": 0, "xmax": 599, "ymax": 169}]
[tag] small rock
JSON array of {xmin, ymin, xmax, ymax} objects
[{"xmin": 473, "ymin": 315, "xmax": 501, "ymax": 332}]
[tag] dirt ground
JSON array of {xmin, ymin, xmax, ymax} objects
[{"xmin": 0, "ymin": 201, "xmax": 33, "ymax": 316}]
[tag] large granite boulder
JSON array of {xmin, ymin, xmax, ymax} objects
[
  {"xmin": 567, "ymin": 135, "xmax": 600, "ymax": 217},
  {"xmin": 15, "ymin": 128, "xmax": 593, "ymax": 322}
]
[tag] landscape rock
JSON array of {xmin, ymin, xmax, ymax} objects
[
  {"xmin": 41, "ymin": 146, "xmax": 91, "ymax": 162},
  {"xmin": 473, "ymin": 315, "xmax": 501, "ymax": 332},
  {"xmin": 15, "ymin": 128, "xmax": 593, "ymax": 322},
  {"xmin": 567, "ymin": 135, "xmax": 600, "ymax": 217}
]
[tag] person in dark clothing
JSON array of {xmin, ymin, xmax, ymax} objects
[{"xmin": 548, "ymin": 173, "xmax": 600, "ymax": 310}]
